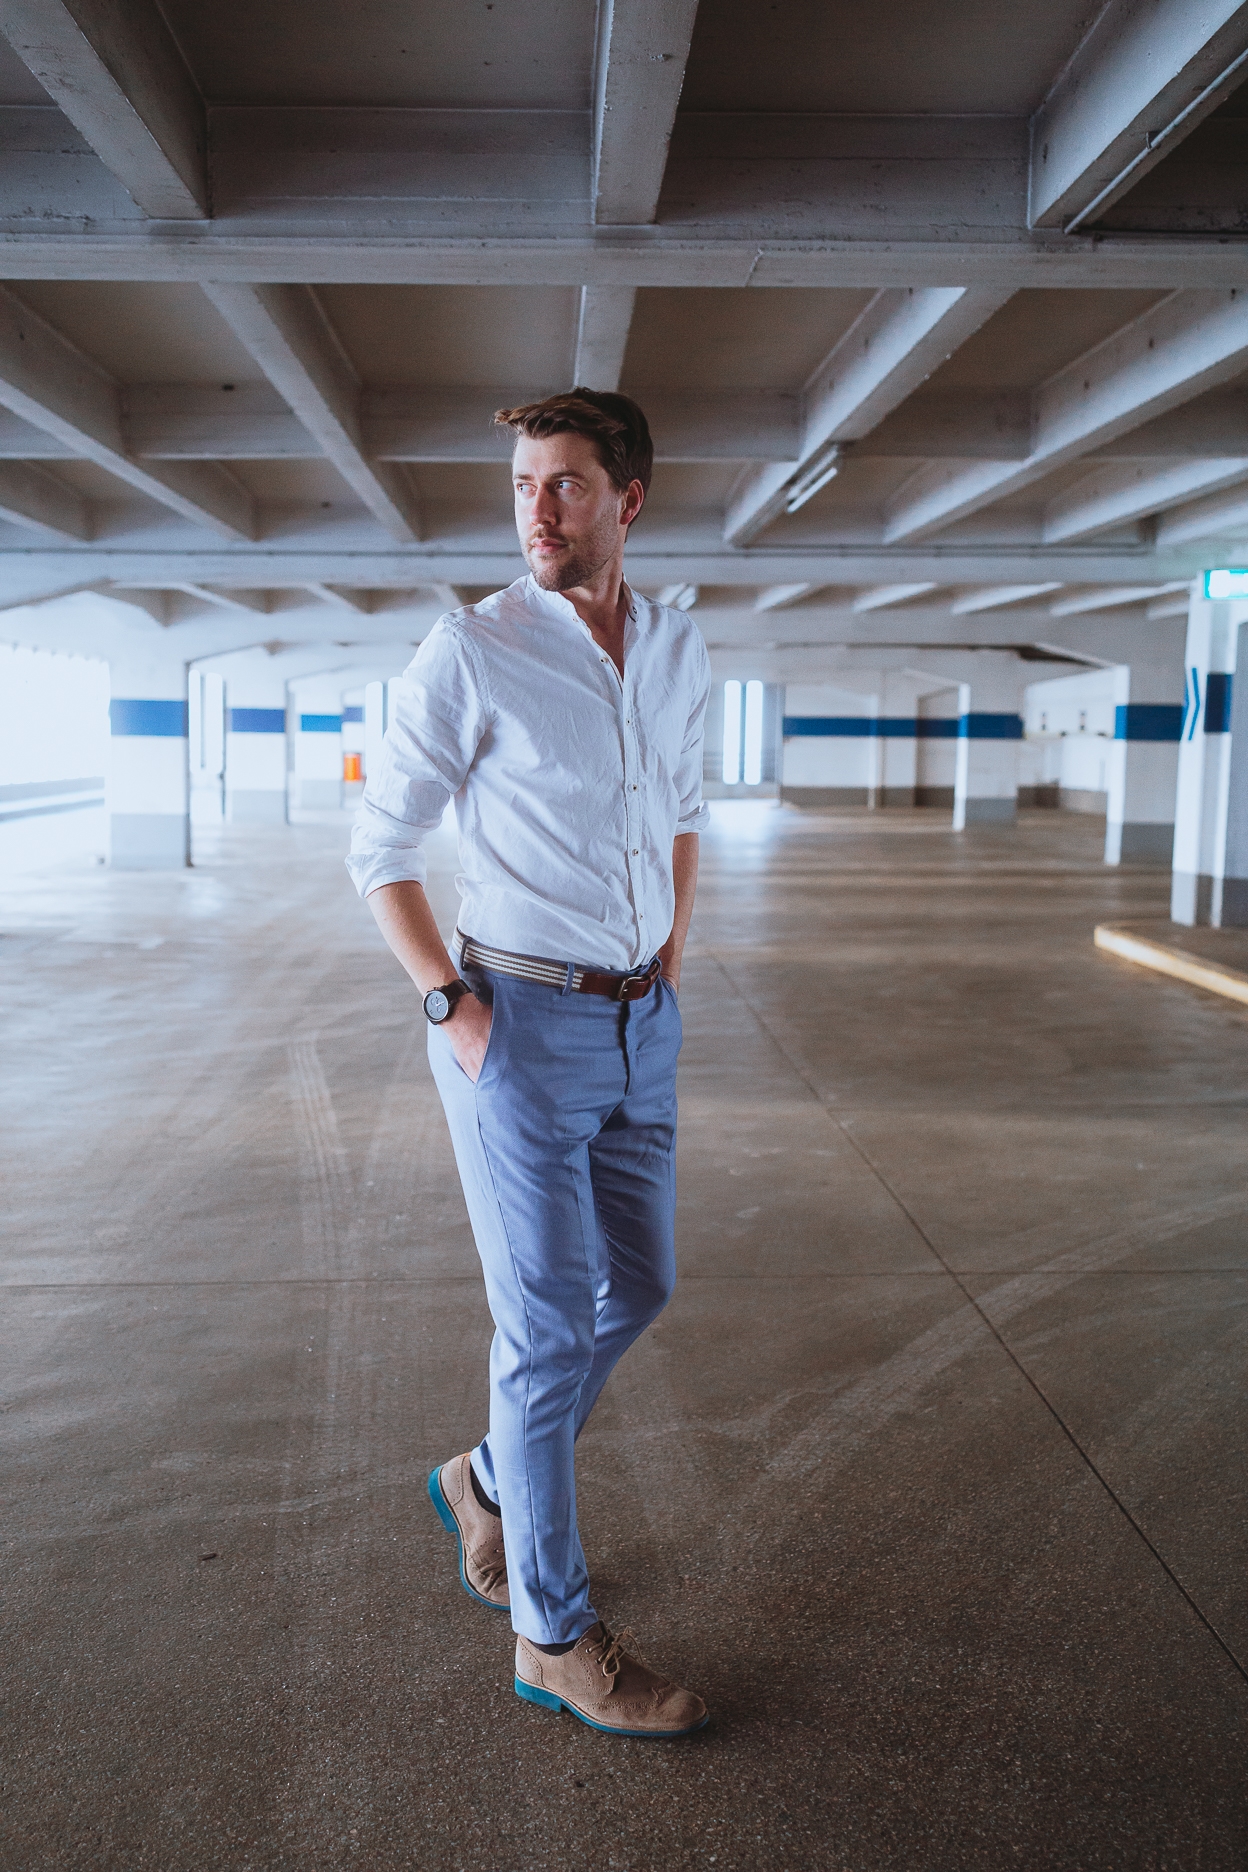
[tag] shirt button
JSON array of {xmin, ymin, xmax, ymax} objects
[{"xmin": 632, "ymin": 848, "xmax": 639, "ymax": 855}]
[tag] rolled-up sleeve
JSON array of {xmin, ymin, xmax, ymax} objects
[
  {"xmin": 674, "ymin": 636, "xmax": 712, "ymax": 835},
  {"xmin": 345, "ymin": 621, "xmax": 491, "ymax": 899}
]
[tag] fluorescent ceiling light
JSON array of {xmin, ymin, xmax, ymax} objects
[
  {"xmin": 784, "ymin": 443, "xmax": 842, "ymax": 513},
  {"xmin": 722, "ymin": 680, "xmax": 742, "ymax": 785},
  {"xmin": 743, "ymin": 680, "xmax": 764, "ymax": 786}
]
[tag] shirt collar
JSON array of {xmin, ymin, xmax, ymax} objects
[{"xmin": 523, "ymin": 574, "xmax": 641, "ymax": 630}]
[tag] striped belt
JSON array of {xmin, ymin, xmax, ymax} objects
[{"xmin": 456, "ymin": 932, "xmax": 662, "ymax": 1002}]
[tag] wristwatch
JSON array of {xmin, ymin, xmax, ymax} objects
[{"xmin": 423, "ymin": 978, "xmax": 473, "ymax": 1025}]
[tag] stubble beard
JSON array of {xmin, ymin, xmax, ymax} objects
[{"xmin": 524, "ymin": 508, "xmax": 620, "ymax": 592}]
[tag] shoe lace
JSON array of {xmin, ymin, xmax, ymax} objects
[{"xmin": 592, "ymin": 1624, "xmax": 637, "ymax": 1690}]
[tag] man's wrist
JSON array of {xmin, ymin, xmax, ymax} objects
[{"xmin": 423, "ymin": 978, "xmax": 472, "ymax": 1025}]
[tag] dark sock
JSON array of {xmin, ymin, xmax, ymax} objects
[
  {"xmin": 469, "ymin": 1466, "xmax": 502, "ymax": 1517},
  {"xmin": 532, "ymin": 1622, "xmax": 598, "ymax": 1657}
]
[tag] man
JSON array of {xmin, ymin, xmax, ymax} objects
[{"xmin": 346, "ymin": 389, "xmax": 710, "ymax": 1738}]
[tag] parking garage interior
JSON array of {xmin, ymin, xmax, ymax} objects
[{"xmin": 2, "ymin": 2, "xmax": 1248, "ymax": 1867}]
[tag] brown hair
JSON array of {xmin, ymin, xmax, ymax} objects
[{"xmin": 494, "ymin": 388, "xmax": 653, "ymax": 496}]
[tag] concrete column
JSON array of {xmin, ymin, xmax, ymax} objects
[
  {"xmin": 955, "ymin": 660, "xmax": 1024, "ymax": 827},
  {"xmin": 1224, "ymin": 634, "xmax": 1248, "ymax": 926},
  {"xmin": 291, "ymin": 677, "xmax": 343, "ymax": 812},
  {"xmin": 1171, "ymin": 597, "xmax": 1243, "ymax": 924},
  {"xmin": 224, "ymin": 664, "xmax": 288, "ymax": 824},
  {"xmin": 915, "ymin": 686, "xmax": 960, "ymax": 808},
  {"xmin": 107, "ymin": 649, "xmax": 189, "ymax": 869},
  {"xmin": 1105, "ymin": 665, "xmax": 1184, "ymax": 866},
  {"xmin": 877, "ymin": 671, "xmax": 919, "ymax": 806}
]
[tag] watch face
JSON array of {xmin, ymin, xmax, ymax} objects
[{"xmin": 425, "ymin": 988, "xmax": 450, "ymax": 1022}]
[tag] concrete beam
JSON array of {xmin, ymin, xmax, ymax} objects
[
  {"xmin": 1043, "ymin": 458, "xmax": 1248, "ymax": 542},
  {"xmin": 1030, "ymin": 0, "xmax": 1248, "ymax": 231},
  {"xmin": 1049, "ymin": 582, "xmax": 1188, "ymax": 615},
  {"xmin": 6, "ymin": 209, "xmax": 1248, "ymax": 289},
  {"xmin": 754, "ymin": 584, "xmax": 820, "ymax": 612},
  {"xmin": 201, "ymin": 285, "xmax": 422, "ymax": 543},
  {"xmin": 1156, "ymin": 482, "xmax": 1248, "ymax": 545},
  {"xmin": 572, "ymin": 285, "xmax": 636, "ymax": 391},
  {"xmin": 851, "ymin": 582, "xmax": 939, "ymax": 612},
  {"xmin": 304, "ymin": 582, "xmax": 373, "ymax": 613},
  {"xmin": 592, "ymin": 0, "xmax": 700, "ymax": 225},
  {"xmin": 725, "ymin": 287, "xmax": 1013, "ymax": 545},
  {"xmin": 170, "ymin": 584, "xmax": 270, "ymax": 614},
  {"xmin": 120, "ymin": 385, "xmax": 801, "ymax": 464},
  {"xmin": 0, "ymin": 460, "xmax": 87, "ymax": 538},
  {"xmin": 0, "ymin": 0, "xmax": 207, "ymax": 218},
  {"xmin": 0, "ymin": 286, "xmax": 254, "ymax": 536},
  {"xmin": 950, "ymin": 584, "xmax": 1064, "ymax": 614},
  {"xmin": 886, "ymin": 289, "xmax": 1248, "ymax": 541}
]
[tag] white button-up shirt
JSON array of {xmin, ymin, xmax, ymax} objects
[{"xmin": 346, "ymin": 575, "xmax": 711, "ymax": 971}]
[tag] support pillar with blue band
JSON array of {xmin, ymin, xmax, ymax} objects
[
  {"xmin": 223, "ymin": 674, "xmax": 288, "ymax": 824},
  {"xmin": 1171, "ymin": 592, "xmax": 1245, "ymax": 925},
  {"xmin": 291, "ymin": 678, "xmax": 344, "ymax": 811},
  {"xmin": 107, "ymin": 657, "xmax": 190, "ymax": 869}
]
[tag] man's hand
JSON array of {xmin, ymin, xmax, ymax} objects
[
  {"xmin": 656, "ymin": 831, "xmax": 698, "ymax": 998},
  {"xmin": 445, "ymin": 990, "xmax": 493, "ymax": 1083}
]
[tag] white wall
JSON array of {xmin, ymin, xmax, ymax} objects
[
  {"xmin": 1023, "ymin": 666, "xmax": 1117, "ymax": 806},
  {"xmin": 782, "ymin": 683, "xmax": 876, "ymax": 799},
  {"xmin": 0, "ymin": 643, "xmax": 109, "ymax": 876}
]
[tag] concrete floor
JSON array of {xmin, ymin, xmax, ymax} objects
[{"xmin": 2, "ymin": 805, "xmax": 1246, "ymax": 1871}]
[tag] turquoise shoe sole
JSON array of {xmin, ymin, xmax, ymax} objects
[
  {"xmin": 426, "ymin": 1463, "xmax": 508, "ymax": 1612},
  {"xmin": 514, "ymin": 1675, "xmax": 709, "ymax": 1738}
]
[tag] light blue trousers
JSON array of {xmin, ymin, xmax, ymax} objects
[{"xmin": 427, "ymin": 964, "xmax": 681, "ymax": 1644}]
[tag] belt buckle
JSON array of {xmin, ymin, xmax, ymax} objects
[{"xmin": 615, "ymin": 958, "xmax": 658, "ymax": 1001}]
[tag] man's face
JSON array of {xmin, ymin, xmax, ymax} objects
[{"xmin": 513, "ymin": 431, "xmax": 644, "ymax": 591}]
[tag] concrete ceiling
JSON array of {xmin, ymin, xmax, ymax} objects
[{"xmin": 0, "ymin": 0, "xmax": 1245, "ymax": 653}]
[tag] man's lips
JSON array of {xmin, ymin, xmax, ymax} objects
[{"xmin": 528, "ymin": 535, "xmax": 568, "ymax": 552}]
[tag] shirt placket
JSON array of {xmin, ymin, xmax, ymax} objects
[{"xmin": 594, "ymin": 631, "xmax": 645, "ymax": 963}]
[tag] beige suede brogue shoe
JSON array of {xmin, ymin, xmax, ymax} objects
[
  {"xmin": 427, "ymin": 1452, "xmax": 509, "ymax": 1610},
  {"xmin": 514, "ymin": 1622, "xmax": 708, "ymax": 1737}
]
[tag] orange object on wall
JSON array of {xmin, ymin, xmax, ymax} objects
[{"xmin": 343, "ymin": 752, "xmax": 362, "ymax": 782}]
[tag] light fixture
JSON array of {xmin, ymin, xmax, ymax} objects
[
  {"xmin": 722, "ymin": 680, "xmax": 742, "ymax": 785},
  {"xmin": 783, "ymin": 443, "xmax": 842, "ymax": 513},
  {"xmin": 743, "ymin": 680, "xmax": 764, "ymax": 786},
  {"xmin": 1205, "ymin": 569, "xmax": 1248, "ymax": 599},
  {"xmin": 657, "ymin": 582, "xmax": 698, "ymax": 611}
]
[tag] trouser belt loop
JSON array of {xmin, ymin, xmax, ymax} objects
[{"xmin": 561, "ymin": 959, "xmax": 576, "ymax": 996}]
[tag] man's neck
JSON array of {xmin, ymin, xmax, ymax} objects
[{"xmin": 558, "ymin": 559, "xmax": 630, "ymax": 675}]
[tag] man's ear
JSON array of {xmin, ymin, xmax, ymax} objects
[{"xmin": 621, "ymin": 478, "xmax": 645, "ymax": 527}]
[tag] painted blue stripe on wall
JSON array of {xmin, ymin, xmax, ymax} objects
[
  {"xmin": 1204, "ymin": 672, "xmax": 1233, "ymax": 734},
  {"xmin": 959, "ymin": 713, "xmax": 1023, "ymax": 740},
  {"xmin": 784, "ymin": 714, "xmax": 998, "ymax": 739},
  {"xmin": 300, "ymin": 713, "xmax": 342, "ymax": 733},
  {"xmin": 341, "ymin": 705, "xmax": 364, "ymax": 723},
  {"xmin": 109, "ymin": 698, "xmax": 188, "ymax": 737},
  {"xmin": 783, "ymin": 716, "xmax": 879, "ymax": 737},
  {"xmin": 1114, "ymin": 703, "xmax": 1183, "ymax": 741},
  {"xmin": 228, "ymin": 707, "xmax": 285, "ymax": 734}
]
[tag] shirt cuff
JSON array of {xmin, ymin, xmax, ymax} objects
[
  {"xmin": 343, "ymin": 847, "xmax": 429, "ymax": 899},
  {"xmin": 676, "ymin": 801, "xmax": 711, "ymax": 834}
]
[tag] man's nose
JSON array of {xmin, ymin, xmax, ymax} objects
[{"xmin": 530, "ymin": 483, "xmax": 560, "ymax": 523}]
